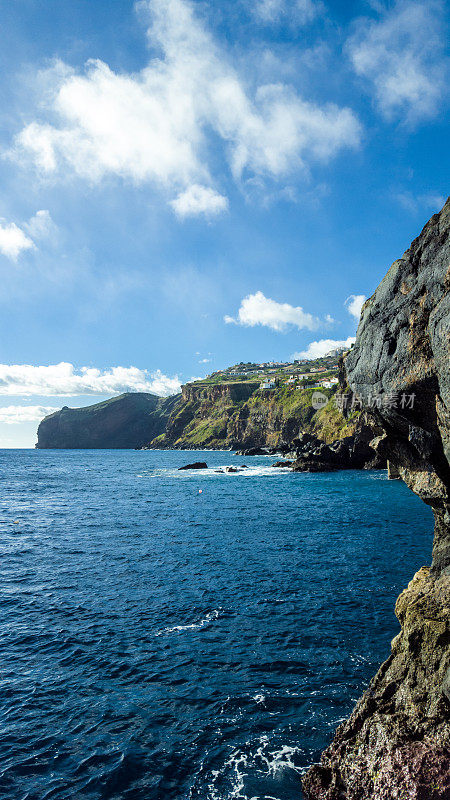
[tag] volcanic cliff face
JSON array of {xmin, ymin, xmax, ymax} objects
[
  {"xmin": 149, "ymin": 381, "xmax": 358, "ymax": 450},
  {"xmin": 36, "ymin": 392, "xmax": 180, "ymax": 449},
  {"xmin": 303, "ymin": 199, "xmax": 450, "ymax": 798}
]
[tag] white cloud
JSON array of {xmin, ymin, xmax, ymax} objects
[
  {"xmin": 293, "ymin": 335, "xmax": 356, "ymax": 360},
  {"xmin": 395, "ymin": 191, "xmax": 446, "ymax": 214},
  {"xmin": 0, "ymin": 209, "xmax": 57, "ymax": 263},
  {"xmin": 25, "ymin": 209, "xmax": 57, "ymax": 240},
  {"xmin": 12, "ymin": 0, "xmax": 361, "ymax": 210},
  {"xmin": 255, "ymin": 0, "xmax": 323, "ymax": 26},
  {"xmin": 0, "ymin": 221, "xmax": 35, "ymax": 261},
  {"xmin": 224, "ymin": 290, "xmax": 320, "ymax": 331},
  {"xmin": 198, "ymin": 357, "xmax": 211, "ymax": 363},
  {"xmin": 345, "ymin": 293, "xmax": 366, "ymax": 321},
  {"xmin": 0, "ymin": 363, "xmax": 181, "ymax": 396},
  {"xmin": 0, "ymin": 405, "xmax": 60, "ymax": 424},
  {"xmin": 347, "ymin": 0, "xmax": 448, "ymax": 123},
  {"xmin": 170, "ymin": 185, "xmax": 228, "ymax": 218}
]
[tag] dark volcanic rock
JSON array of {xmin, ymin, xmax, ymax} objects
[
  {"xmin": 237, "ymin": 447, "xmax": 271, "ymax": 456},
  {"xmin": 178, "ymin": 462, "xmax": 208, "ymax": 470},
  {"xmin": 36, "ymin": 393, "xmax": 180, "ymax": 449},
  {"xmin": 303, "ymin": 198, "xmax": 450, "ymax": 799},
  {"xmin": 290, "ymin": 417, "xmax": 383, "ymax": 473},
  {"xmin": 291, "ymin": 459, "xmax": 340, "ymax": 472}
]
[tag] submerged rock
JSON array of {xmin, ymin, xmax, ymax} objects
[
  {"xmin": 303, "ymin": 197, "xmax": 450, "ymax": 799},
  {"xmin": 178, "ymin": 462, "xmax": 208, "ymax": 470}
]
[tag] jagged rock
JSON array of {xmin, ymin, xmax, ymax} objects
[
  {"xmin": 303, "ymin": 198, "xmax": 450, "ymax": 799},
  {"xmin": 290, "ymin": 419, "xmax": 383, "ymax": 473},
  {"xmin": 272, "ymin": 460, "xmax": 293, "ymax": 467},
  {"xmin": 292, "ymin": 459, "xmax": 340, "ymax": 472},
  {"xmin": 387, "ymin": 460, "xmax": 401, "ymax": 479},
  {"xmin": 178, "ymin": 462, "xmax": 208, "ymax": 470},
  {"xmin": 237, "ymin": 447, "xmax": 271, "ymax": 456}
]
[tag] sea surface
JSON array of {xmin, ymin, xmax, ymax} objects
[{"xmin": 0, "ymin": 449, "xmax": 434, "ymax": 800}]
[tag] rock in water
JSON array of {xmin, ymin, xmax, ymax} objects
[
  {"xmin": 178, "ymin": 462, "xmax": 208, "ymax": 470},
  {"xmin": 302, "ymin": 197, "xmax": 450, "ymax": 799}
]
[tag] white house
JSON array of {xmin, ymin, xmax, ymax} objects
[{"xmin": 260, "ymin": 380, "xmax": 276, "ymax": 389}]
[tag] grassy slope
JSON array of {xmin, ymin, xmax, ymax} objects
[{"xmin": 151, "ymin": 385, "xmax": 358, "ymax": 449}]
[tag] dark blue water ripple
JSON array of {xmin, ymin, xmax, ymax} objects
[{"xmin": 0, "ymin": 449, "xmax": 433, "ymax": 799}]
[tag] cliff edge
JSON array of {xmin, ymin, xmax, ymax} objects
[{"xmin": 303, "ymin": 198, "xmax": 450, "ymax": 799}]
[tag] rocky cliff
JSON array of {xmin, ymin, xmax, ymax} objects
[
  {"xmin": 36, "ymin": 392, "xmax": 180, "ymax": 449},
  {"xmin": 148, "ymin": 381, "xmax": 358, "ymax": 450},
  {"xmin": 34, "ymin": 380, "xmax": 360, "ymax": 452},
  {"xmin": 303, "ymin": 199, "xmax": 450, "ymax": 798}
]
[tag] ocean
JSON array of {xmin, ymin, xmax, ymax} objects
[{"xmin": 0, "ymin": 449, "xmax": 434, "ymax": 800}]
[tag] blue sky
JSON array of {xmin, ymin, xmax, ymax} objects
[{"xmin": 0, "ymin": 0, "xmax": 448, "ymax": 446}]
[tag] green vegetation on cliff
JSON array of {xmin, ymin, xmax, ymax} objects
[
  {"xmin": 149, "ymin": 381, "xmax": 357, "ymax": 450},
  {"xmin": 36, "ymin": 354, "xmax": 356, "ymax": 450}
]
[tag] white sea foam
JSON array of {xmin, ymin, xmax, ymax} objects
[
  {"xmin": 195, "ymin": 734, "xmax": 304, "ymax": 799},
  {"xmin": 253, "ymin": 693, "xmax": 266, "ymax": 704},
  {"xmin": 154, "ymin": 465, "xmax": 292, "ymax": 480},
  {"xmin": 155, "ymin": 609, "xmax": 221, "ymax": 636}
]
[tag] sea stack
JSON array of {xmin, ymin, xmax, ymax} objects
[{"xmin": 303, "ymin": 198, "xmax": 450, "ymax": 798}]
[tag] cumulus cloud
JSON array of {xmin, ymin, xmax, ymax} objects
[
  {"xmin": 12, "ymin": 0, "xmax": 361, "ymax": 213},
  {"xmin": 170, "ymin": 185, "xmax": 228, "ymax": 218},
  {"xmin": 224, "ymin": 290, "xmax": 320, "ymax": 331},
  {"xmin": 345, "ymin": 293, "xmax": 366, "ymax": 322},
  {"xmin": 347, "ymin": 0, "xmax": 448, "ymax": 123},
  {"xmin": 255, "ymin": 0, "xmax": 323, "ymax": 26},
  {"xmin": 0, "ymin": 363, "xmax": 181, "ymax": 396},
  {"xmin": 293, "ymin": 335, "xmax": 356, "ymax": 360},
  {"xmin": 0, "ymin": 405, "xmax": 60, "ymax": 424},
  {"xmin": 0, "ymin": 221, "xmax": 35, "ymax": 261}
]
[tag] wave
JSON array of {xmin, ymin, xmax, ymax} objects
[
  {"xmin": 155, "ymin": 609, "xmax": 222, "ymax": 637},
  {"xmin": 148, "ymin": 465, "xmax": 292, "ymax": 480},
  {"xmin": 190, "ymin": 733, "xmax": 304, "ymax": 800}
]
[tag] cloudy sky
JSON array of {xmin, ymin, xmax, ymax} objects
[{"xmin": 0, "ymin": 0, "xmax": 448, "ymax": 446}]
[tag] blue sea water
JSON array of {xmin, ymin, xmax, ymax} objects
[{"xmin": 0, "ymin": 449, "xmax": 434, "ymax": 800}]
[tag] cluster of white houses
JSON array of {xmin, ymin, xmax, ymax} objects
[{"xmin": 260, "ymin": 374, "xmax": 339, "ymax": 391}]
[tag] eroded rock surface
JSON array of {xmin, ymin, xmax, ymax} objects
[{"xmin": 303, "ymin": 199, "xmax": 450, "ymax": 799}]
